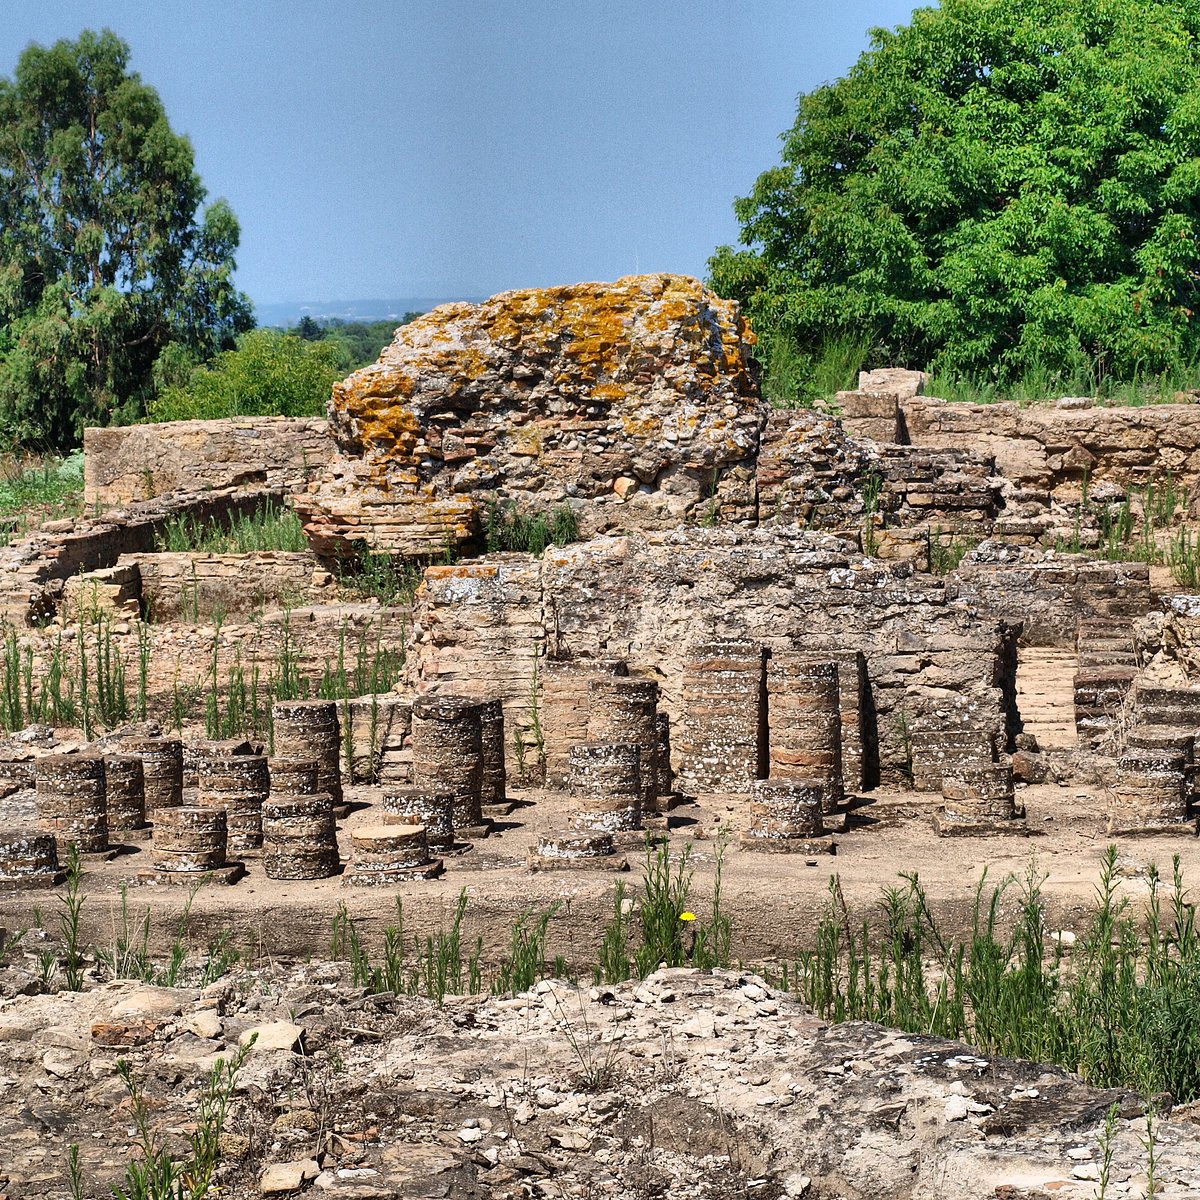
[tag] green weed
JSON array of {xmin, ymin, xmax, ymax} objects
[
  {"xmin": 58, "ymin": 845, "xmax": 86, "ymax": 991},
  {"xmin": 485, "ymin": 499, "xmax": 580, "ymax": 555},
  {"xmin": 108, "ymin": 1040, "xmax": 252, "ymax": 1200},
  {"xmin": 783, "ymin": 848, "xmax": 1200, "ymax": 1101},
  {"xmin": 336, "ymin": 547, "xmax": 424, "ymax": 605},
  {"xmin": 154, "ymin": 497, "xmax": 307, "ymax": 554},
  {"xmin": 930, "ymin": 526, "xmax": 975, "ymax": 574}
]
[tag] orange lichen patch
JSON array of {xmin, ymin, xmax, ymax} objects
[
  {"xmin": 349, "ymin": 404, "xmax": 422, "ymax": 466},
  {"xmin": 426, "ymin": 563, "xmax": 499, "ymax": 581},
  {"xmin": 590, "ymin": 383, "xmax": 627, "ymax": 402},
  {"xmin": 622, "ymin": 414, "xmax": 663, "ymax": 440}
]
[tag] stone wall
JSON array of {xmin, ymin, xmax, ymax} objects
[
  {"xmin": 408, "ymin": 528, "xmax": 1019, "ymax": 787},
  {"xmin": 0, "ymin": 489, "xmax": 281, "ymax": 626},
  {"xmin": 754, "ymin": 410, "xmax": 1000, "ymax": 551},
  {"xmin": 84, "ymin": 418, "xmax": 333, "ymax": 506},
  {"xmin": 901, "ymin": 396, "xmax": 1200, "ymax": 497},
  {"xmin": 123, "ymin": 552, "xmax": 327, "ymax": 622},
  {"xmin": 952, "ymin": 546, "xmax": 1155, "ymax": 646}
]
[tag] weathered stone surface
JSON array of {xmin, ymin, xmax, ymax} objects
[
  {"xmin": 953, "ymin": 544, "xmax": 1154, "ymax": 646},
  {"xmin": 297, "ymin": 274, "xmax": 766, "ymax": 559},
  {"xmin": 755, "ymin": 409, "xmax": 999, "ymax": 537},
  {"xmin": 1, "ymin": 965, "xmax": 1192, "ymax": 1200},
  {"xmin": 128, "ymin": 551, "xmax": 328, "ymax": 622},
  {"xmin": 409, "ymin": 527, "xmax": 1018, "ymax": 787},
  {"xmin": 240, "ymin": 1020, "xmax": 304, "ymax": 1053},
  {"xmin": 83, "ymin": 417, "xmax": 332, "ymax": 505},
  {"xmin": 903, "ymin": 395, "xmax": 1200, "ymax": 495},
  {"xmin": 859, "ymin": 367, "xmax": 929, "ymax": 398}
]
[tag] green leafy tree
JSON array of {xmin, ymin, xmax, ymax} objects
[
  {"xmin": 0, "ymin": 29, "xmax": 253, "ymax": 449},
  {"xmin": 710, "ymin": 0, "xmax": 1200, "ymax": 393},
  {"xmin": 149, "ymin": 328, "xmax": 341, "ymax": 422},
  {"xmin": 324, "ymin": 318, "xmax": 412, "ymax": 370}
]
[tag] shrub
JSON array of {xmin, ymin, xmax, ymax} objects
[{"xmin": 149, "ymin": 329, "xmax": 341, "ymax": 422}]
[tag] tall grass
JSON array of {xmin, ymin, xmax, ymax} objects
[
  {"xmin": 759, "ymin": 331, "xmax": 873, "ymax": 409},
  {"xmin": 335, "ymin": 548, "xmax": 425, "ymax": 604},
  {"xmin": 927, "ymin": 351, "xmax": 1200, "ymax": 408},
  {"xmin": 199, "ymin": 613, "xmax": 403, "ymax": 745},
  {"xmin": 331, "ymin": 893, "xmax": 484, "ymax": 1003},
  {"xmin": 1053, "ymin": 472, "xmax": 1187, "ymax": 567},
  {"xmin": 105, "ymin": 1041, "xmax": 252, "ymax": 1200},
  {"xmin": 0, "ymin": 452, "xmax": 85, "ymax": 539},
  {"xmin": 0, "ymin": 612, "xmax": 151, "ymax": 736},
  {"xmin": 484, "ymin": 500, "xmax": 580, "ymax": 555},
  {"xmin": 328, "ymin": 839, "xmax": 732, "ymax": 1000},
  {"xmin": 154, "ymin": 498, "xmax": 308, "ymax": 554},
  {"xmin": 783, "ymin": 847, "xmax": 1200, "ymax": 1102}
]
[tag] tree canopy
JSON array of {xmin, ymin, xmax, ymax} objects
[
  {"xmin": 149, "ymin": 329, "xmax": 342, "ymax": 423},
  {"xmin": 709, "ymin": 0, "xmax": 1200, "ymax": 393},
  {"xmin": 278, "ymin": 315, "xmax": 422, "ymax": 371},
  {"xmin": 0, "ymin": 29, "xmax": 253, "ymax": 449}
]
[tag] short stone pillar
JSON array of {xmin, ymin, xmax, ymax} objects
[
  {"xmin": 1109, "ymin": 749, "xmax": 1191, "ymax": 834},
  {"xmin": 1136, "ymin": 684, "xmax": 1200, "ymax": 731},
  {"xmin": 36, "ymin": 753, "xmax": 108, "ymax": 853},
  {"xmin": 478, "ymin": 699, "xmax": 507, "ymax": 808},
  {"xmin": 568, "ymin": 743, "xmax": 642, "ymax": 833},
  {"xmin": 767, "ymin": 654, "xmax": 843, "ymax": 811},
  {"xmin": 837, "ymin": 389, "xmax": 901, "ymax": 442},
  {"xmin": 344, "ymin": 825, "xmax": 442, "ymax": 885},
  {"xmin": 268, "ymin": 757, "xmax": 320, "ymax": 798},
  {"xmin": 0, "ymin": 831, "xmax": 64, "ymax": 887},
  {"xmin": 677, "ymin": 638, "xmax": 765, "ymax": 794},
  {"xmin": 742, "ymin": 779, "xmax": 832, "ymax": 853},
  {"xmin": 586, "ymin": 678, "xmax": 659, "ymax": 810},
  {"xmin": 103, "ymin": 754, "xmax": 146, "ymax": 833},
  {"xmin": 382, "ymin": 786, "xmax": 455, "ymax": 852},
  {"xmin": 121, "ymin": 737, "xmax": 183, "ymax": 815},
  {"xmin": 936, "ymin": 762, "xmax": 1025, "ymax": 835},
  {"xmin": 272, "ymin": 701, "xmax": 342, "ymax": 804},
  {"xmin": 1126, "ymin": 727, "xmax": 1198, "ymax": 811},
  {"xmin": 262, "ymin": 793, "xmax": 340, "ymax": 879},
  {"xmin": 197, "ymin": 754, "xmax": 270, "ymax": 854},
  {"xmin": 184, "ymin": 738, "xmax": 253, "ymax": 789},
  {"xmin": 909, "ymin": 727, "xmax": 996, "ymax": 793},
  {"xmin": 534, "ymin": 829, "xmax": 617, "ymax": 862},
  {"xmin": 541, "ymin": 659, "xmax": 628, "ymax": 786},
  {"xmin": 412, "ymin": 695, "xmax": 485, "ymax": 830},
  {"xmin": 152, "ymin": 807, "xmax": 228, "ymax": 873}
]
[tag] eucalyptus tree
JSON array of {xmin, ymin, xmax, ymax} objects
[{"xmin": 0, "ymin": 29, "xmax": 252, "ymax": 448}]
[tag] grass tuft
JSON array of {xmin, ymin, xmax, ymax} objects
[{"xmin": 154, "ymin": 498, "xmax": 308, "ymax": 554}]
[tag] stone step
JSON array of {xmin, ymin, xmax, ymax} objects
[{"xmin": 1017, "ymin": 646, "xmax": 1079, "ymax": 750}]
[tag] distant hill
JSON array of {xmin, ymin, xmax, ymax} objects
[{"xmin": 254, "ymin": 297, "xmax": 485, "ymax": 328}]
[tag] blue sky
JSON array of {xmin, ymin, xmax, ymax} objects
[{"xmin": 1, "ymin": 1, "xmax": 921, "ymax": 307}]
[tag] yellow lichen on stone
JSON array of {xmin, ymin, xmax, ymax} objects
[{"xmin": 307, "ymin": 273, "xmax": 765, "ymax": 559}]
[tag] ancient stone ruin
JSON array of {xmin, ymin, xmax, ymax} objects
[{"xmin": 6, "ymin": 273, "xmax": 1200, "ymax": 1196}]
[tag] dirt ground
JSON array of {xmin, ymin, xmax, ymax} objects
[{"xmin": 1, "ymin": 773, "xmax": 1188, "ymax": 974}]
